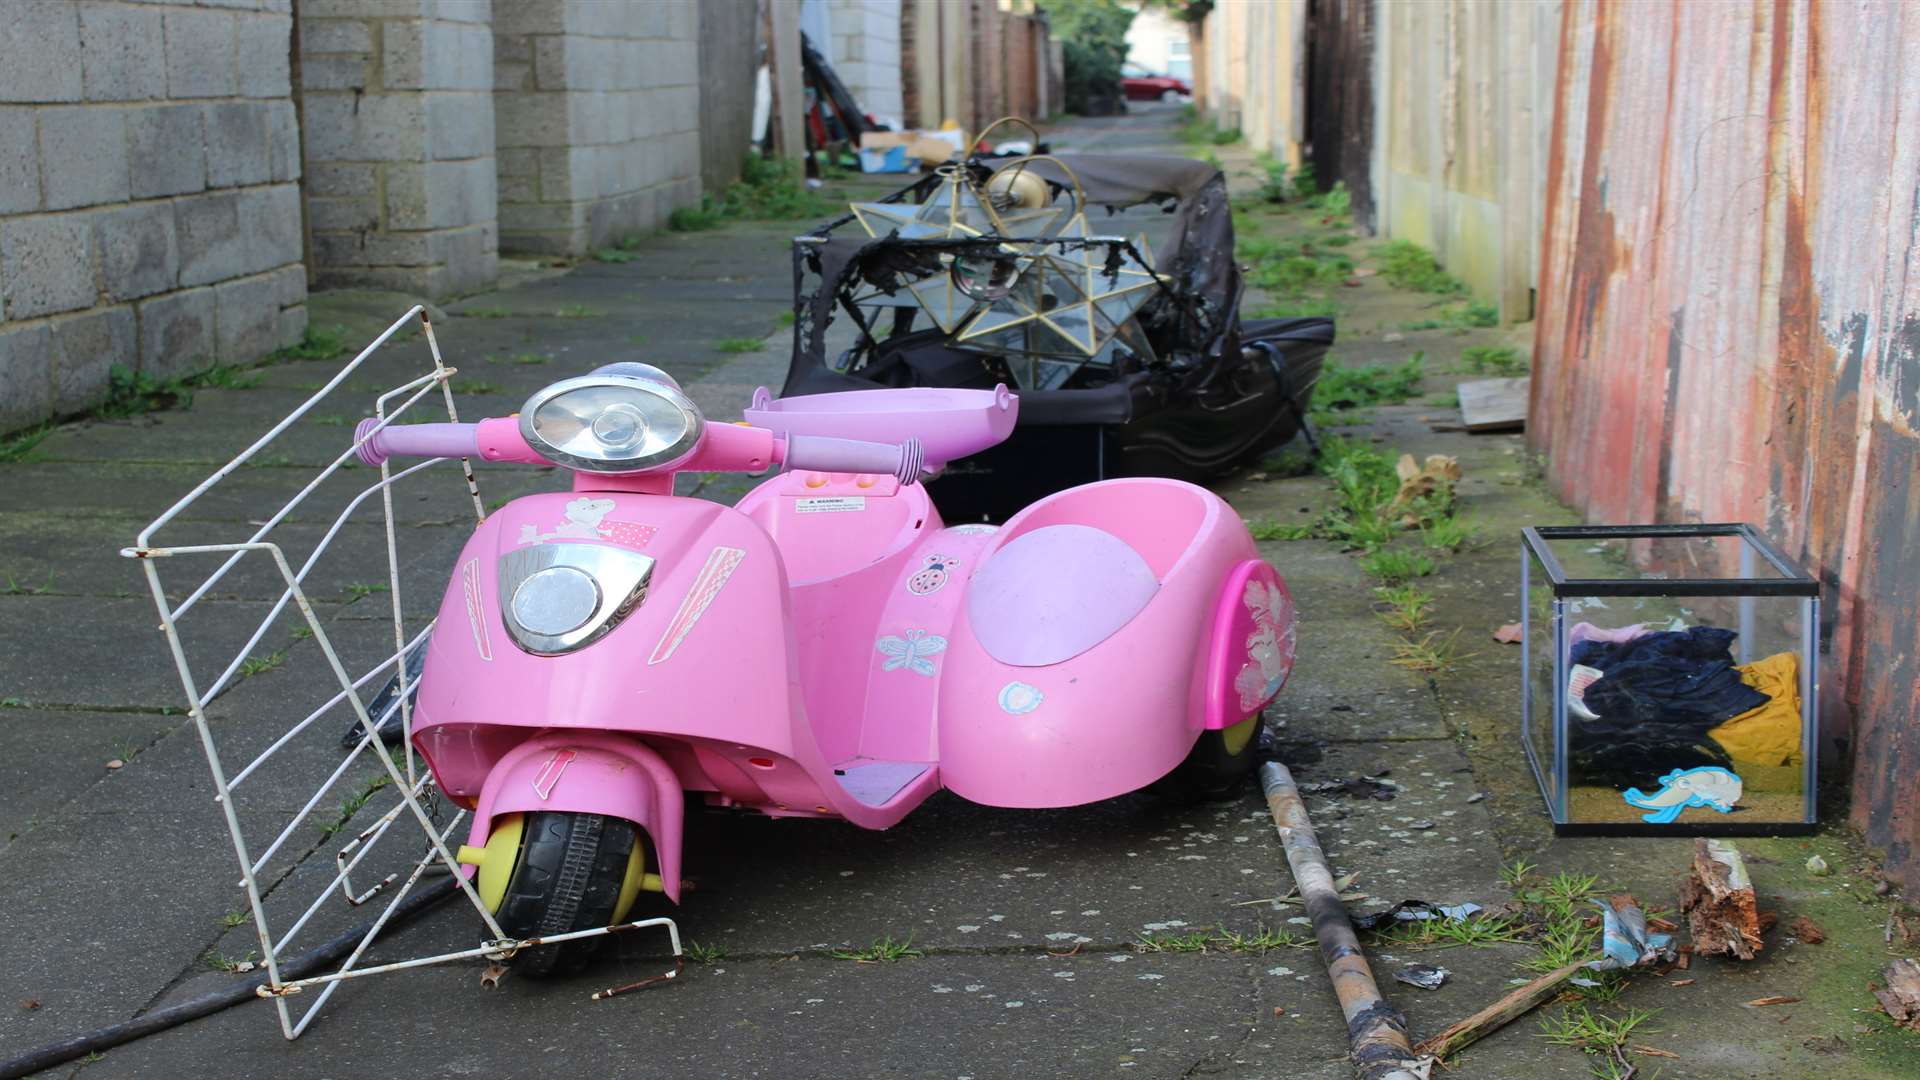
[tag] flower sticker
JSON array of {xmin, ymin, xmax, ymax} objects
[{"xmin": 1236, "ymin": 576, "xmax": 1295, "ymax": 711}]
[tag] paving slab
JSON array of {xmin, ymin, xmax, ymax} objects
[
  {"xmin": 90, "ymin": 948, "xmax": 1332, "ymax": 1080},
  {"xmin": 0, "ymin": 708, "xmax": 175, "ymax": 848}
]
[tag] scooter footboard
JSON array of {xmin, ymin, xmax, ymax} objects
[{"xmin": 467, "ymin": 732, "xmax": 686, "ymax": 902}]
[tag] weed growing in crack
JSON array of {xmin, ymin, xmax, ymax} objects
[
  {"xmin": 1462, "ymin": 345, "xmax": 1529, "ymax": 377},
  {"xmin": 1211, "ymin": 926, "xmax": 1311, "ymax": 952},
  {"xmin": 1360, "ymin": 547, "xmax": 1435, "ymax": 585},
  {"xmin": 683, "ymin": 941, "xmax": 727, "ymax": 964},
  {"xmin": 1388, "ymin": 628, "xmax": 1473, "ymax": 672},
  {"xmin": 1421, "ymin": 514, "xmax": 1478, "ymax": 552},
  {"xmin": 1372, "ymin": 585, "xmax": 1434, "ymax": 633},
  {"xmin": 1499, "ymin": 859, "xmax": 1538, "ymax": 890},
  {"xmin": 238, "ymin": 650, "xmax": 287, "ymax": 677},
  {"xmin": 832, "ymin": 934, "xmax": 920, "ymax": 962},
  {"xmin": 321, "ymin": 773, "xmax": 393, "ymax": 836},
  {"xmin": 1135, "ymin": 929, "xmax": 1213, "ymax": 954},
  {"xmin": 1376, "ymin": 240, "xmax": 1466, "ymax": 294},
  {"xmin": 1377, "ymin": 914, "xmax": 1525, "ymax": 949},
  {"xmin": 202, "ymin": 948, "xmax": 259, "ymax": 973},
  {"xmin": 1312, "ymin": 354, "xmax": 1425, "ymax": 412},
  {"xmin": 1246, "ymin": 518, "xmax": 1318, "ymax": 541},
  {"xmin": 2, "ymin": 571, "xmax": 55, "ymax": 595},
  {"xmin": 1538, "ymin": 1004, "xmax": 1661, "ymax": 1079}
]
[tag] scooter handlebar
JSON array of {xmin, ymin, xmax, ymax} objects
[
  {"xmin": 353, "ymin": 418, "xmax": 480, "ymax": 467},
  {"xmin": 783, "ymin": 434, "xmax": 924, "ymax": 486}
]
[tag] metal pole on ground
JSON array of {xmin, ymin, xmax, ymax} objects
[{"xmin": 1260, "ymin": 761, "xmax": 1428, "ymax": 1080}]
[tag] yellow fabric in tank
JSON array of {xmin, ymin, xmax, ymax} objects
[{"xmin": 1708, "ymin": 652, "xmax": 1802, "ymax": 767}]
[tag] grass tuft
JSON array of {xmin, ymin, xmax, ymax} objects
[
  {"xmin": 831, "ymin": 934, "xmax": 920, "ymax": 963},
  {"xmin": 1371, "ymin": 585, "xmax": 1434, "ymax": 633},
  {"xmin": 1461, "ymin": 345, "xmax": 1529, "ymax": 376},
  {"xmin": 1388, "ymin": 628, "xmax": 1473, "ymax": 672},
  {"xmin": 1376, "ymin": 240, "xmax": 1466, "ymax": 294},
  {"xmin": 1359, "ymin": 547, "xmax": 1436, "ymax": 585},
  {"xmin": 714, "ymin": 336, "xmax": 763, "ymax": 354}
]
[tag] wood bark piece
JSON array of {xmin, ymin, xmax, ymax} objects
[
  {"xmin": 1680, "ymin": 838, "xmax": 1765, "ymax": 959},
  {"xmin": 1412, "ymin": 962, "xmax": 1585, "ymax": 1061},
  {"xmin": 1787, "ymin": 915, "xmax": 1826, "ymax": 944},
  {"xmin": 1875, "ymin": 958, "xmax": 1920, "ymax": 1029},
  {"xmin": 1260, "ymin": 762, "xmax": 1427, "ymax": 1080}
]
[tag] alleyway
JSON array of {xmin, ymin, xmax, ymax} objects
[{"xmin": 0, "ymin": 105, "xmax": 1913, "ymax": 1079}]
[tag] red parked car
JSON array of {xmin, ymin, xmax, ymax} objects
[{"xmin": 1121, "ymin": 63, "xmax": 1191, "ymax": 102}]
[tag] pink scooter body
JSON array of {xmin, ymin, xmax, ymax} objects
[{"xmin": 365, "ymin": 380, "xmax": 1296, "ymax": 903}]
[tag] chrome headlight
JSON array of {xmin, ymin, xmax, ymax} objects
[
  {"xmin": 518, "ymin": 367, "xmax": 703, "ymax": 473},
  {"xmin": 499, "ymin": 543, "xmax": 655, "ymax": 655}
]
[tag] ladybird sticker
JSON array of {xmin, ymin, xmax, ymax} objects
[{"xmin": 907, "ymin": 554, "xmax": 958, "ymax": 596}]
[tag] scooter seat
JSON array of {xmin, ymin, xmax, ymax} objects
[{"xmin": 966, "ymin": 524, "xmax": 1159, "ymax": 667}]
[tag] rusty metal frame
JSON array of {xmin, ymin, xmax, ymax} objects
[
  {"xmin": 1520, "ymin": 523, "xmax": 1819, "ymax": 836},
  {"xmin": 120, "ymin": 307, "xmax": 681, "ymax": 1039}
]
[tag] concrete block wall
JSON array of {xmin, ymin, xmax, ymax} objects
[
  {"xmin": 493, "ymin": 0, "xmax": 702, "ymax": 256},
  {"xmin": 827, "ymin": 0, "xmax": 904, "ymax": 125},
  {"xmin": 0, "ymin": 0, "xmax": 308, "ymax": 431},
  {"xmin": 298, "ymin": 0, "xmax": 498, "ymax": 299}
]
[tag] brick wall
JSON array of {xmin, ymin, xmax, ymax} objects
[
  {"xmin": 493, "ymin": 0, "xmax": 702, "ymax": 256},
  {"xmin": 297, "ymin": 0, "xmax": 498, "ymax": 299},
  {"xmin": 0, "ymin": 0, "xmax": 308, "ymax": 431}
]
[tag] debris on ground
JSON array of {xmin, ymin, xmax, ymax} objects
[
  {"xmin": 1787, "ymin": 915, "xmax": 1827, "ymax": 944},
  {"xmin": 1682, "ymin": 838, "xmax": 1765, "ymax": 959},
  {"xmin": 1807, "ymin": 854, "xmax": 1832, "ymax": 876},
  {"xmin": 1387, "ymin": 454, "xmax": 1462, "ymax": 520},
  {"xmin": 1492, "ymin": 623, "xmax": 1523, "ymax": 644},
  {"xmin": 1413, "ymin": 961, "xmax": 1585, "ymax": 1060},
  {"xmin": 1393, "ymin": 963, "xmax": 1450, "ymax": 991},
  {"xmin": 1874, "ymin": 958, "xmax": 1920, "ymax": 1030},
  {"xmin": 1745, "ymin": 996, "xmax": 1800, "ymax": 1007},
  {"xmin": 1297, "ymin": 775, "xmax": 1398, "ymax": 800},
  {"xmin": 1457, "ymin": 377, "xmax": 1529, "ymax": 432},
  {"xmin": 1352, "ymin": 900, "xmax": 1484, "ymax": 932},
  {"xmin": 1238, "ymin": 871, "xmax": 1366, "ymax": 908},
  {"xmin": 1590, "ymin": 894, "xmax": 1676, "ymax": 971},
  {"xmin": 105, "ymin": 758, "xmax": 124, "ymax": 770}
]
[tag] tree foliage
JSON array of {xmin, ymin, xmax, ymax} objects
[
  {"xmin": 1141, "ymin": 0, "xmax": 1214, "ymax": 23},
  {"xmin": 1041, "ymin": 0, "xmax": 1135, "ymax": 115}
]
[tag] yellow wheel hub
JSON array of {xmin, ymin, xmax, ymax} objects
[
  {"xmin": 455, "ymin": 812, "xmax": 525, "ymax": 913},
  {"xmin": 1220, "ymin": 715, "xmax": 1259, "ymax": 756},
  {"xmin": 456, "ymin": 814, "xmax": 664, "ymax": 920}
]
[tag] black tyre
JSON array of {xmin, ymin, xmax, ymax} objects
[
  {"xmin": 1150, "ymin": 713, "xmax": 1265, "ymax": 803},
  {"xmin": 495, "ymin": 811, "xmax": 637, "ymax": 977}
]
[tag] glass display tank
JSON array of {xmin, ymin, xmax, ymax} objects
[{"xmin": 1521, "ymin": 524, "xmax": 1818, "ymax": 835}]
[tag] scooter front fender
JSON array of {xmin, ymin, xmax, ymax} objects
[{"xmin": 467, "ymin": 731, "xmax": 685, "ymax": 902}]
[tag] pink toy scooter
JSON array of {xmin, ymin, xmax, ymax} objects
[{"xmin": 350, "ymin": 362, "xmax": 1296, "ymax": 974}]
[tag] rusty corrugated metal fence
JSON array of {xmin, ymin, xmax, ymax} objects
[{"xmin": 1531, "ymin": 0, "xmax": 1920, "ymax": 886}]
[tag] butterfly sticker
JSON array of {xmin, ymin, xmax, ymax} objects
[{"xmin": 876, "ymin": 629, "xmax": 948, "ymax": 676}]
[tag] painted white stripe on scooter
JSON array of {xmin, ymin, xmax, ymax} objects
[
  {"xmin": 648, "ymin": 546, "xmax": 746, "ymax": 665},
  {"xmin": 461, "ymin": 558, "xmax": 493, "ymax": 661},
  {"xmin": 532, "ymin": 749, "xmax": 577, "ymax": 800}
]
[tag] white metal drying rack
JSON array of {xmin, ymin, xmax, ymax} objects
[{"xmin": 122, "ymin": 307, "xmax": 680, "ymax": 1040}]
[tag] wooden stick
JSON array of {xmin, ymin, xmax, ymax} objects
[
  {"xmin": 1412, "ymin": 961, "xmax": 1585, "ymax": 1060},
  {"xmin": 1260, "ymin": 762, "xmax": 1426, "ymax": 1080}
]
